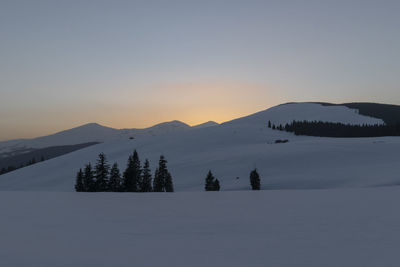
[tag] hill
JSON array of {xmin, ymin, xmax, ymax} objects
[
  {"xmin": 319, "ymin": 102, "xmax": 400, "ymax": 124},
  {"xmin": 1, "ymin": 102, "xmax": 398, "ymax": 192}
]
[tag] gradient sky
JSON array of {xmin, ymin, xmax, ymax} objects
[{"xmin": 1, "ymin": 0, "xmax": 400, "ymax": 141}]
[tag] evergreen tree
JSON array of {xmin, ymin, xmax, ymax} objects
[
  {"xmin": 74, "ymin": 168, "xmax": 84, "ymax": 192},
  {"xmin": 109, "ymin": 163, "xmax": 122, "ymax": 192},
  {"xmin": 122, "ymin": 150, "xmax": 141, "ymax": 192},
  {"xmin": 268, "ymin": 121, "xmax": 272, "ymax": 128},
  {"xmin": 250, "ymin": 169, "xmax": 261, "ymax": 190},
  {"xmin": 214, "ymin": 178, "xmax": 221, "ymax": 191},
  {"xmin": 205, "ymin": 170, "xmax": 216, "ymax": 191},
  {"xmin": 83, "ymin": 163, "xmax": 95, "ymax": 192},
  {"xmin": 140, "ymin": 159, "xmax": 153, "ymax": 192},
  {"xmin": 94, "ymin": 153, "xmax": 110, "ymax": 192},
  {"xmin": 153, "ymin": 168, "xmax": 162, "ymax": 192},
  {"xmin": 165, "ymin": 172, "xmax": 174, "ymax": 192},
  {"xmin": 153, "ymin": 155, "xmax": 174, "ymax": 192}
]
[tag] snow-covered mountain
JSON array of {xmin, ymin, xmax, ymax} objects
[
  {"xmin": 192, "ymin": 121, "xmax": 219, "ymax": 129},
  {"xmin": 1, "ymin": 102, "xmax": 398, "ymax": 192},
  {"xmin": 0, "ymin": 120, "xmax": 218, "ymax": 158}
]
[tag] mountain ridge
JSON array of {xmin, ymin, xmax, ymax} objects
[{"xmin": 1, "ymin": 102, "xmax": 399, "ymax": 192}]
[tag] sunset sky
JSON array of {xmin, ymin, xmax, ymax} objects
[{"xmin": 1, "ymin": 0, "xmax": 400, "ymax": 141}]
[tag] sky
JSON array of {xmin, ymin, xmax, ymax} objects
[{"xmin": 1, "ymin": 0, "xmax": 400, "ymax": 141}]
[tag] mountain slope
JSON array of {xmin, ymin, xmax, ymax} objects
[
  {"xmin": 0, "ymin": 102, "xmax": 398, "ymax": 192},
  {"xmin": 0, "ymin": 121, "xmax": 193, "ymax": 158},
  {"xmin": 320, "ymin": 102, "xmax": 400, "ymax": 124}
]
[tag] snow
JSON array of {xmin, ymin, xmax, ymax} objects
[
  {"xmin": 0, "ymin": 103, "xmax": 397, "ymax": 192},
  {"xmin": 1, "ymin": 188, "xmax": 400, "ymax": 267},
  {"xmin": 0, "ymin": 102, "xmax": 398, "ymax": 266},
  {"xmin": 226, "ymin": 102, "xmax": 384, "ymax": 127},
  {"xmin": 0, "ymin": 121, "xmax": 192, "ymax": 155},
  {"xmin": 191, "ymin": 121, "xmax": 219, "ymax": 129}
]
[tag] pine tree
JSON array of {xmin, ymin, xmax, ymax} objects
[
  {"xmin": 140, "ymin": 159, "xmax": 153, "ymax": 192},
  {"xmin": 205, "ymin": 170, "xmax": 216, "ymax": 191},
  {"xmin": 250, "ymin": 169, "xmax": 261, "ymax": 190},
  {"xmin": 153, "ymin": 155, "xmax": 173, "ymax": 192},
  {"xmin": 268, "ymin": 121, "xmax": 272, "ymax": 128},
  {"xmin": 214, "ymin": 178, "xmax": 220, "ymax": 191},
  {"xmin": 83, "ymin": 163, "xmax": 95, "ymax": 192},
  {"xmin": 122, "ymin": 150, "xmax": 141, "ymax": 192},
  {"xmin": 94, "ymin": 153, "xmax": 110, "ymax": 192},
  {"xmin": 153, "ymin": 168, "xmax": 162, "ymax": 192},
  {"xmin": 109, "ymin": 163, "xmax": 122, "ymax": 192},
  {"xmin": 75, "ymin": 168, "xmax": 84, "ymax": 192},
  {"xmin": 165, "ymin": 172, "xmax": 174, "ymax": 192}
]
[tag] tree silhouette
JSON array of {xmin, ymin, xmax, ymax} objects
[
  {"xmin": 75, "ymin": 168, "xmax": 84, "ymax": 192},
  {"xmin": 140, "ymin": 159, "xmax": 153, "ymax": 192},
  {"xmin": 109, "ymin": 163, "xmax": 122, "ymax": 192},
  {"xmin": 250, "ymin": 169, "xmax": 261, "ymax": 190}
]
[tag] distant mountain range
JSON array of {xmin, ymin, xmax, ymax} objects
[
  {"xmin": 1, "ymin": 102, "xmax": 400, "ymax": 191},
  {"xmin": 0, "ymin": 120, "xmax": 219, "ymax": 156},
  {"xmin": 0, "ymin": 120, "xmax": 218, "ymax": 171}
]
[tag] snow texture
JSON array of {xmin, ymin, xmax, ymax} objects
[{"xmin": 1, "ymin": 189, "xmax": 399, "ymax": 267}]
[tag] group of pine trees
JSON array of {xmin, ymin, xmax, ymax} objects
[
  {"xmin": 268, "ymin": 120, "xmax": 400, "ymax": 138},
  {"xmin": 75, "ymin": 150, "xmax": 174, "ymax": 192},
  {"xmin": 204, "ymin": 168, "xmax": 261, "ymax": 191}
]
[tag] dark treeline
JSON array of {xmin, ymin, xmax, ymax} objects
[
  {"xmin": 268, "ymin": 120, "xmax": 400, "ymax": 138},
  {"xmin": 0, "ymin": 156, "xmax": 46, "ymax": 175},
  {"xmin": 284, "ymin": 121, "xmax": 400, "ymax": 137},
  {"xmin": 75, "ymin": 150, "xmax": 174, "ymax": 192}
]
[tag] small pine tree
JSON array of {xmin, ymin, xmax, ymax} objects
[
  {"xmin": 140, "ymin": 159, "xmax": 153, "ymax": 192},
  {"xmin": 272, "ymin": 125, "xmax": 276, "ymax": 130},
  {"xmin": 153, "ymin": 167, "xmax": 162, "ymax": 192},
  {"xmin": 75, "ymin": 168, "xmax": 84, "ymax": 192},
  {"xmin": 214, "ymin": 178, "xmax": 220, "ymax": 191},
  {"xmin": 205, "ymin": 170, "xmax": 215, "ymax": 191},
  {"xmin": 153, "ymin": 155, "xmax": 173, "ymax": 192},
  {"xmin": 268, "ymin": 121, "xmax": 272, "ymax": 128},
  {"xmin": 250, "ymin": 169, "xmax": 261, "ymax": 190},
  {"xmin": 83, "ymin": 163, "xmax": 95, "ymax": 192},
  {"xmin": 165, "ymin": 172, "xmax": 174, "ymax": 192},
  {"xmin": 122, "ymin": 150, "xmax": 141, "ymax": 192},
  {"xmin": 94, "ymin": 153, "xmax": 110, "ymax": 192},
  {"xmin": 109, "ymin": 163, "xmax": 122, "ymax": 192}
]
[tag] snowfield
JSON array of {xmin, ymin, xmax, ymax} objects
[
  {"xmin": 1, "ymin": 188, "xmax": 400, "ymax": 267},
  {"xmin": 0, "ymin": 103, "xmax": 398, "ymax": 191},
  {"xmin": 1, "ymin": 102, "xmax": 399, "ymax": 267}
]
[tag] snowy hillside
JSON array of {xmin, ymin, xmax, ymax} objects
[
  {"xmin": 0, "ymin": 120, "xmax": 218, "ymax": 158},
  {"xmin": 226, "ymin": 102, "xmax": 384, "ymax": 127},
  {"xmin": 0, "ymin": 102, "xmax": 398, "ymax": 192}
]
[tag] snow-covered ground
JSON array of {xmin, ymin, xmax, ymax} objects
[
  {"xmin": 0, "ymin": 103, "xmax": 397, "ymax": 191},
  {"xmin": 1, "ymin": 188, "xmax": 400, "ymax": 267},
  {"xmin": 1, "ymin": 103, "xmax": 399, "ymax": 267}
]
